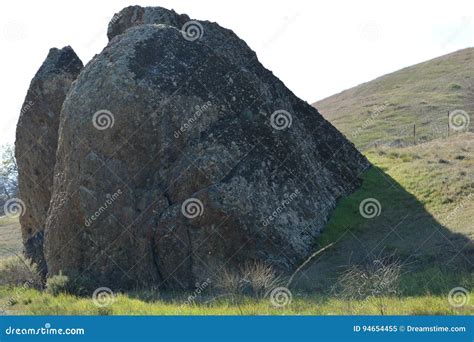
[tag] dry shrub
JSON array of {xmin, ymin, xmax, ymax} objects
[
  {"xmin": 46, "ymin": 272, "xmax": 70, "ymax": 296},
  {"xmin": 336, "ymin": 253, "xmax": 402, "ymax": 300},
  {"xmin": 46, "ymin": 270, "xmax": 96, "ymax": 296},
  {"xmin": 215, "ymin": 261, "xmax": 283, "ymax": 298},
  {"xmin": 0, "ymin": 256, "xmax": 42, "ymax": 288},
  {"xmin": 214, "ymin": 268, "xmax": 241, "ymax": 294}
]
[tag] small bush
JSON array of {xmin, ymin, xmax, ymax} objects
[
  {"xmin": 214, "ymin": 262, "xmax": 283, "ymax": 298},
  {"xmin": 240, "ymin": 261, "xmax": 282, "ymax": 297},
  {"xmin": 335, "ymin": 253, "xmax": 402, "ymax": 300},
  {"xmin": 449, "ymin": 83, "xmax": 462, "ymax": 91},
  {"xmin": 45, "ymin": 270, "xmax": 96, "ymax": 296},
  {"xmin": 334, "ymin": 253, "xmax": 403, "ymax": 315},
  {"xmin": 0, "ymin": 256, "xmax": 42, "ymax": 288},
  {"xmin": 46, "ymin": 272, "xmax": 69, "ymax": 296},
  {"xmin": 214, "ymin": 268, "xmax": 241, "ymax": 294}
]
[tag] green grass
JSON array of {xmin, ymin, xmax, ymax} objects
[
  {"xmin": 297, "ymin": 133, "xmax": 473, "ymax": 294},
  {"xmin": 0, "ymin": 215, "xmax": 22, "ymax": 259},
  {"xmin": 0, "ymin": 136, "xmax": 472, "ymax": 315},
  {"xmin": 0, "ymin": 286, "xmax": 471, "ymax": 315},
  {"xmin": 314, "ymin": 47, "xmax": 474, "ymax": 149}
]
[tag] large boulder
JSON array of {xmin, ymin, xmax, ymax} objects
[
  {"xmin": 15, "ymin": 47, "xmax": 83, "ymax": 274},
  {"xmin": 40, "ymin": 6, "xmax": 369, "ymax": 289}
]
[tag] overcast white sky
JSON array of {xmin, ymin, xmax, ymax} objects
[{"xmin": 1, "ymin": 0, "xmax": 473, "ymax": 144}]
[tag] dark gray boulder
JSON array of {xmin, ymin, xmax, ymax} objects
[
  {"xmin": 15, "ymin": 46, "xmax": 83, "ymax": 274},
  {"xmin": 41, "ymin": 6, "xmax": 369, "ymax": 289}
]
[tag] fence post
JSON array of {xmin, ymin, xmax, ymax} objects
[{"xmin": 413, "ymin": 123, "xmax": 416, "ymax": 145}]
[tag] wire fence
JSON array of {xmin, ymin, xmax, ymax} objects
[{"xmin": 363, "ymin": 110, "xmax": 472, "ymax": 151}]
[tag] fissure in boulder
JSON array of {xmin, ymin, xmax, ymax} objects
[{"xmin": 16, "ymin": 5, "xmax": 369, "ymax": 290}]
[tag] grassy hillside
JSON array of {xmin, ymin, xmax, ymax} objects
[
  {"xmin": 0, "ymin": 215, "xmax": 22, "ymax": 259},
  {"xmin": 1, "ymin": 134, "xmax": 472, "ymax": 315},
  {"xmin": 297, "ymin": 133, "xmax": 473, "ymax": 295},
  {"xmin": 313, "ymin": 48, "xmax": 474, "ymax": 149}
]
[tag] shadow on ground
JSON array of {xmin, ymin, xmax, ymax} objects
[{"xmin": 294, "ymin": 166, "xmax": 473, "ymax": 296}]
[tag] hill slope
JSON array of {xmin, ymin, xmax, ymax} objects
[
  {"xmin": 0, "ymin": 216, "xmax": 22, "ymax": 259},
  {"xmin": 297, "ymin": 133, "xmax": 474, "ymax": 295},
  {"xmin": 313, "ymin": 48, "xmax": 474, "ymax": 149}
]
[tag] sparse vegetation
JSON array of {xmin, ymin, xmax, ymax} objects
[
  {"xmin": 0, "ymin": 135, "xmax": 472, "ymax": 315},
  {"xmin": 334, "ymin": 254, "xmax": 402, "ymax": 301},
  {"xmin": 0, "ymin": 215, "xmax": 22, "ymax": 258},
  {"xmin": 296, "ymin": 133, "xmax": 473, "ymax": 296},
  {"xmin": 46, "ymin": 272, "xmax": 70, "ymax": 296},
  {"xmin": 314, "ymin": 48, "xmax": 474, "ymax": 149},
  {"xmin": 0, "ymin": 256, "xmax": 42, "ymax": 288},
  {"xmin": 333, "ymin": 253, "xmax": 403, "ymax": 315},
  {"xmin": 215, "ymin": 262, "xmax": 283, "ymax": 298}
]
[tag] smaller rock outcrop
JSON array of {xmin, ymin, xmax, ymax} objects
[{"xmin": 15, "ymin": 46, "xmax": 83, "ymax": 274}]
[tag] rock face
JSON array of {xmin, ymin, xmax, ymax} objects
[
  {"xmin": 18, "ymin": 6, "xmax": 369, "ymax": 289},
  {"xmin": 15, "ymin": 47, "xmax": 83, "ymax": 274}
]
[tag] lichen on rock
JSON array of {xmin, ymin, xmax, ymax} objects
[{"xmin": 16, "ymin": 6, "xmax": 369, "ymax": 290}]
